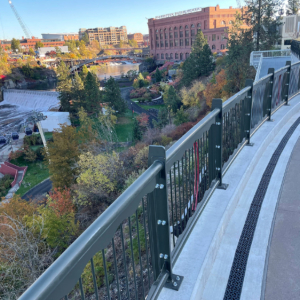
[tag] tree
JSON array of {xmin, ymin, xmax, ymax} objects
[
  {"xmin": 129, "ymin": 39, "xmax": 138, "ymax": 48},
  {"xmin": 245, "ymin": 0, "xmax": 283, "ymax": 51},
  {"xmin": 44, "ymin": 124, "xmax": 80, "ymax": 188},
  {"xmin": 82, "ymin": 72, "xmax": 102, "ymax": 112},
  {"xmin": 153, "ymin": 108, "xmax": 169, "ymax": 128},
  {"xmin": 155, "ymin": 68, "xmax": 162, "ymax": 82},
  {"xmin": 81, "ymin": 32, "xmax": 90, "ymax": 45},
  {"xmin": 181, "ymin": 30, "xmax": 214, "ymax": 86},
  {"xmin": 174, "ymin": 107, "xmax": 189, "ymax": 126},
  {"xmin": 11, "ymin": 38, "xmax": 20, "ymax": 52},
  {"xmin": 80, "ymin": 65, "xmax": 89, "ymax": 81},
  {"xmin": 288, "ymin": 0, "xmax": 300, "ymax": 14},
  {"xmin": 103, "ymin": 77, "xmax": 127, "ymax": 114},
  {"xmin": 29, "ymin": 48, "xmax": 35, "ymax": 56},
  {"xmin": 74, "ymin": 151, "xmax": 124, "ymax": 207},
  {"xmin": 204, "ymin": 69, "xmax": 229, "ymax": 107},
  {"xmin": 180, "ymin": 80, "xmax": 206, "ymax": 107},
  {"xmin": 163, "ymin": 86, "xmax": 182, "ymax": 113},
  {"xmin": 225, "ymin": 13, "xmax": 255, "ymax": 93},
  {"xmin": 35, "ymin": 41, "xmax": 44, "ymax": 50},
  {"xmin": 133, "ymin": 118, "xmax": 143, "ymax": 141}
]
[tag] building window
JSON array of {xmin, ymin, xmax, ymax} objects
[
  {"xmin": 174, "ymin": 26, "xmax": 177, "ymax": 30},
  {"xmin": 170, "ymin": 27, "xmax": 172, "ymax": 31},
  {"xmin": 161, "ymin": 53, "xmax": 164, "ymax": 59},
  {"xmin": 160, "ymin": 41, "xmax": 163, "ymax": 47},
  {"xmin": 191, "ymin": 38, "xmax": 195, "ymax": 46},
  {"xmin": 185, "ymin": 30, "xmax": 189, "ymax": 37},
  {"xmin": 180, "ymin": 31, "xmax": 183, "ymax": 38},
  {"xmin": 180, "ymin": 39, "xmax": 183, "ymax": 46},
  {"xmin": 185, "ymin": 25, "xmax": 188, "ymax": 29},
  {"xmin": 180, "ymin": 26, "xmax": 183, "ymax": 30},
  {"xmin": 284, "ymin": 39, "xmax": 291, "ymax": 45},
  {"xmin": 213, "ymin": 20, "xmax": 216, "ymax": 29},
  {"xmin": 166, "ymin": 53, "xmax": 169, "ymax": 59},
  {"xmin": 217, "ymin": 35, "xmax": 219, "ymax": 40},
  {"xmin": 191, "ymin": 24, "xmax": 195, "ymax": 28},
  {"xmin": 175, "ymin": 39, "xmax": 178, "ymax": 46},
  {"xmin": 185, "ymin": 38, "xmax": 189, "ymax": 46},
  {"xmin": 197, "ymin": 23, "xmax": 201, "ymax": 28},
  {"xmin": 204, "ymin": 20, "xmax": 207, "ymax": 29},
  {"xmin": 221, "ymin": 44, "xmax": 225, "ymax": 49},
  {"xmin": 191, "ymin": 29, "xmax": 195, "ymax": 36},
  {"xmin": 165, "ymin": 40, "xmax": 168, "ymax": 47},
  {"xmin": 156, "ymin": 29, "xmax": 158, "ymax": 33},
  {"xmin": 185, "ymin": 53, "xmax": 189, "ymax": 59},
  {"xmin": 156, "ymin": 42, "xmax": 159, "ymax": 47},
  {"xmin": 170, "ymin": 53, "xmax": 173, "ymax": 59},
  {"xmin": 212, "ymin": 34, "xmax": 216, "ymax": 41},
  {"xmin": 180, "ymin": 53, "xmax": 183, "ymax": 60},
  {"xmin": 212, "ymin": 45, "xmax": 216, "ymax": 50},
  {"xmin": 165, "ymin": 30, "xmax": 167, "ymax": 39},
  {"xmin": 221, "ymin": 35, "xmax": 226, "ymax": 40},
  {"xmin": 160, "ymin": 33, "xmax": 163, "ymax": 39},
  {"xmin": 170, "ymin": 40, "xmax": 173, "ymax": 47},
  {"xmin": 170, "ymin": 32, "xmax": 173, "ymax": 39},
  {"xmin": 157, "ymin": 54, "xmax": 159, "ymax": 59},
  {"xmin": 174, "ymin": 31, "xmax": 178, "ymax": 38},
  {"xmin": 175, "ymin": 53, "xmax": 179, "ymax": 59},
  {"xmin": 156, "ymin": 34, "xmax": 159, "ymax": 40}
]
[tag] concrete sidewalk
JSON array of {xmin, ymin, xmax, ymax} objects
[{"xmin": 264, "ymin": 137, "xmax": 300, "ymax": 300}]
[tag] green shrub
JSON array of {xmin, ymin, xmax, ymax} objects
[{"xmin": 0, "ymin": 174, "xmax": 14, "ymax": 198}]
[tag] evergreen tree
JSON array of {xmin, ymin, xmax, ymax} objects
[
  {"xmin": 133, "ymin": 118, "xmax": 142, "ymax": 141},
  {"xmin": 81, "ymin": 32, "xmax": 90, "ymax": 45},
  {"xmin": 245, "ymin": 0, "xmax": 283, "ymax": 50},
  {"xmin": 80, "ymin": 65, "xmax": 89, "ymax": 81},
  {"xmin": 83, "ymin": 72, "xmax": 101, "ymax": 113},
  {"xmin": 174, "ymin": 107, "xmax": 189, "ymax": 126},
  {"xmin": 155, "ymin": 68, "xmax": 162, "ymax": 82},
  {"xmin": 288, "ymin": 0, "xmax": 300, "ymax": 14},
  {"xmin": 225, "ymin": 13, "xmax": 255, "ymax": 93},
  {"xmin": 103, "ymin": 77, "xmax": 127, "ymax": 114},
  {"xmin": 153, "ymin": 108, "xmax": 169, "ymax": 128},
  {"xmin": 181, "ymin": 30, "xmax": 214, "ymax": 87},
  {"xmin": 163, "ymin": 86, "xmax": 182, "ymax": 113}
]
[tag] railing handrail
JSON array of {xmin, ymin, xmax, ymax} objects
[{"xmin": 19, "ymin": 160, "xmax": 163, "ymax": 300}]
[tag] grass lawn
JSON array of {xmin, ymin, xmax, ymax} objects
[
  {"xmin": 136, "ymin": 103, "xmax": 166, "ymax": 111},
  {"xmin": 10, "ymin": 156, "xmax": 49, "ymax": 197},
  {"xmin": 115, "ymin": 109, "xmax": 137, "ymax": 142}
]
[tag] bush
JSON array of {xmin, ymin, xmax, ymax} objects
[
  {"xmin": 160, "ymin": 135, "xmax": 172, "ymax": 146},
  {"xmin": 130, "ymin": 87, "xmax": 147, "ymax": 99},
  {"xmin": 24, "ymin": 135, "xmax": 43, "ymax": 146},
  {"xmin": 174, "ymin": 107, "xmax": 189, "ymax": 126},
  {"xmin": 167, "ymin": 122, "xmax": 194, "ymax": 140},
  {"xmin": 0, "ymin": 174, "xmax": 14, "ymax": 198},
  {"xmin": 35, "ymin": 147, "xmax": 44, "ymax": 161}
]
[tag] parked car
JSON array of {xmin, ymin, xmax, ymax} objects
[
  {"xmin": 11, "ymin": 132, "xmax": 19, "ymax": 140},
  {"xmin": 0, "ymin": 136, "xmax": 7, "ymax": 144}
]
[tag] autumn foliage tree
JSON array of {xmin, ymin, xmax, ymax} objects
[
  {"xmin": 47, "ymin": 188, "xmax": 74, "ymax": 217},
  {"xmin": 204, "ymin": 69, "xmax": 229, "ymax": 107}
]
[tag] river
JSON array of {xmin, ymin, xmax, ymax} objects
[{"xmin": 95, "ymin": 62, "xmax": 140, "ymax": 81}]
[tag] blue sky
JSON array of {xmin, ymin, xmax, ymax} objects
[{"xmin": 0, "ymin": 0, "xmax": 237, "ymax": 40}]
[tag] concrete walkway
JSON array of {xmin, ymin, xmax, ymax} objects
[{"xmin": 264, "ymin": 137, "xmax": 300, "ymax": 300}]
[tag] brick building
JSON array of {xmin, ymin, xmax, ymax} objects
[
  {"xmin": 148, "ymin": 5, "xmax": 247, "ymax": 60},
  {"xmin": 79, "ymin": 26, "xmax": 128, "ymax": 45},
  {"xmin": 0, "ymin": 37, "xmax": 65, "ymax": 50},
  {"xmin": 128, "ymin": 33, "xmax": 144, "ymax": 43}
]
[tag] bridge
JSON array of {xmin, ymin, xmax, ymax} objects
[
  {"xmin": 69, "ymin": 55, "xmax": 146, "ymax": 73},
  {"xmin": 18, "ymin": 46, "xmax": 300, "ymax": 300}
]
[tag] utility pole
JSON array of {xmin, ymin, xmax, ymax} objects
[{"xmin": 257, "ymin": 0, "xmax": 261, "ymax": 51}]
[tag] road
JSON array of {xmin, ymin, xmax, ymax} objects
[
  {"xmin": 120, "ymin": 87, "xmax": 158, "ymax": 127},
  {"xmin": 21, "ymin": 178, "xmax": 52, "ymax": 201}
]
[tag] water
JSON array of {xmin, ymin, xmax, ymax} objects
[{"xmin": 95, "ymin": 62, "xmax": 140, "ymax": 81}]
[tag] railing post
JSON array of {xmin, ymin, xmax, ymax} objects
[
  {"xmin": 285, "ymin": 61, "xmax": 291, "ymax": 105},
  {"xmin": 245, "ymin": 79, "xmax": 254, "ymax": 146},
  {"xmin": 267, "ymin": 68, "xmax": 275, "ymax": 121},
  {"xmin": 211, "ymin": 99, "xmax": 228, "ymax": 190},
  {"xmin": 147, "ymin": 145, "xmax": 183, "ymax": 291}
]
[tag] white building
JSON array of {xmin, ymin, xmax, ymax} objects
[
  {"xmin": 278, "ymin": 14, "xmax": 300, "ymax": 49},
  {"xmin": 37, "ymin": 46, "xmax": 69, "ymax": 58}
]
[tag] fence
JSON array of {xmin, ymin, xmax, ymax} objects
[{"xmin": 19, "ymin": 58, "xmax": 300, "ymax": 300}]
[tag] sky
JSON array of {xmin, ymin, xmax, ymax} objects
[{"xmin": 0, "ymin": 0, "xmax": 238, "ymax": 40}]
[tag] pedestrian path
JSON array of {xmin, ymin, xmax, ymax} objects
[{"xmin": 264, "ymin": 137, "xmax": 300, "ymax": 300}]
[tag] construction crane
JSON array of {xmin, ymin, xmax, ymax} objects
[{"xmin": 8, "ymin": 0, "xmax": 32, "ymax": 39}]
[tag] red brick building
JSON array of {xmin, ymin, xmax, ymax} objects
[
  {"xmin": 0, "ymin": 37, "xmax": 65, "ymax": 50},
  {"xmin": 148, "ymin": 5, "xmax": 247, "ymax": 60},
  {"xmin": 128, "ymin": 33, "xmax": 144, "ymax": 44}
]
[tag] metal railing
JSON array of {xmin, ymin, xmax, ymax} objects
[
  {"xmin": 18, "ymin": 58, "xmax": 300, "ymax": 300},
  {"xmin": 250, "ymin": 50, "xmax": 291, "ymax": 70}
]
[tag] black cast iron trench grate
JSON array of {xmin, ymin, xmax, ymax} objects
[{"xmin": 223, "ymin": 117, "xmax": 300, "ymax": 300}]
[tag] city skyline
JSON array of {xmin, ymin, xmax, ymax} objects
[{"xmin": 0, "ymin": 0, "xmax": 237, "ymax": 40}]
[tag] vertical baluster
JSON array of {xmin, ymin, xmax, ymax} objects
[
  {"xmin": 181, "ymin": 157, "xmax": 187, "ymax": 229},
  {"xmin": 177, "ymin": 160, "xmax": 183, "ymax": 231},
  {"xmin": 173, "ymin": 163, "xmax": 178, "ymax": 236},
  {"xmin": 78, "ymin": 277, "xmax": 85, "ymax": 300},
  {"xmin": 102, "ymin": 249, "xmax": 111, "ymax": 300},
  {"xmin": 169, "ymin": 170, "xmax": 175, "ymax": 246},
  {"xmin": 120, "ymin": 224, "xmax": 130, "ymax": 299},
  {"xmin": 90, "ymin": 258, "xmax": 99, "ymax": 300},
  {"xmin": 111, "ymin": 237, "xmax": 121, "ymax": 299}
]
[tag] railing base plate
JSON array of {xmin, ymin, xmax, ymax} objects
[
  {"xmin": 164, "ymin": 274, "xmax": 184, "ymax": 291},
  {"xmin": 245, "ymin": 143, "xmax": 254, "ymax": 147},
  {"xmin": 217, "ymin": 183, "xmax": 229, "ymax": 190}
]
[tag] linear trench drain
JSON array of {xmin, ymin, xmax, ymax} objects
[{"xmin": 223, "ymin": 117, "xmax": 300, "ymax": 300}]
